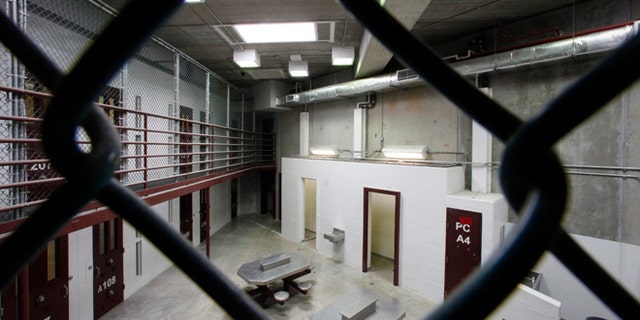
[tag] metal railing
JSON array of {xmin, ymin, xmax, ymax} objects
[
  {"xmin": 0, "ymin": 84, "xmax": 274, "ymax": 221},
  {"xmin": 0, "ymin": 0, "xmax": 638, "ymax": 319}
]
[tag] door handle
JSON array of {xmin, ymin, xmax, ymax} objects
[
  {"xmin": 62, "ymin": 285, "xmax": 69, "ymax": 298},
  {"xmin": 95, "ymin": 266, "xmax": 101, "ymax": 278}
]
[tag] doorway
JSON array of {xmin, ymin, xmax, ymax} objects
[
  {"xmin": 30, "ymin": 236, "xmax": 70, "ymax": 320},
  {"xmin": 0, "ymin": 275, "xmax": 17, "ymax": 320},
  {"xmin": 302, "ymin": 178, "xmax": 317, "ymax": 244},
  {"xmin": 260, "ymin": 171, "xmax": 276, "ymax": 216},
  {"xmin": 444, "ymin": 208, "xmax": 482, "ymax": 298},
  {"xmin": 180, "ymin": 193, "xmax": 193, "ymax": 242},
  {"xmin": 362, "ymin": 188, "xmax": 400, "ymax": 286},
  {"xmin": 199, "ymin": 188, "xmax": 211, "ymax": 258},
  {"xmin": 231, "ymin": 179, "xmax": 238, "ymax": 219},
  {"xmin": 93, "ymin": 218, "xmax": 124, "ymax": 319}
]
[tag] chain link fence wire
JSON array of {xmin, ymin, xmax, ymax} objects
[
  {"xmin": 0, "ymin": 0, "xmax": 271, "ymax": 216},
  {"xmin": 0, "ymin": 0, "xmax": 271, "ymax": 318},
  {"xmin": 1, "ymin": 0, "xmax": 638, "ymax": 319}
]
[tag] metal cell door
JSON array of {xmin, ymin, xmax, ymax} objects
[
  {"xmin": 29, "ymin": 236, "xmax": 69, "ymax": 320},
  {"xmin": 1, "ymin": 276, "xmax": 17, "ymax": 320},
  {"xmin": 93, "ymin": 218, "xmax": 124, "ymax": 319},
  {"xmin": 180, "ymin": 193, "xmax": 193, "ymax": 242},
  {"xmin": 444, "ymin": 208, "xmax": 482, "ymax": 298}
]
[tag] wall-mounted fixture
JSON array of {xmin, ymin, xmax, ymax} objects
[
  {"xmin": 382, "ymin": 145, "xmax": 428, "ymax": 160},
  {"xmin": 332, "ymin": 46, "xmax": 355, "ymax": 66},
  {"xmin": 323, "ymin": 228, "xmax": 345, "ymax": 244},
  {"xmin": 309, "ymin": 146, "xmax": 339, "ymax": 157},
  {"xmin": 233, "ymin": 49, "xmax": 260, "ymax": 68},
  {"xmin": 289, "ymin": 60, "xmax": 308, "ymax": 77}
]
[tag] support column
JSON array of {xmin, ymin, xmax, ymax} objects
[
  {"xmin": 354, "ymin": 108, "xmax": 367, "ymax": 159},
  {"xmin": 300, "ymin": 112, "xmax": 310, "ymax": 156},
  {"xmin": 471, "ymin": 87, "xmax": 492, "ymax": 193}
]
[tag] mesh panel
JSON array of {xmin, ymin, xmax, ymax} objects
[{"xmin": 0, "ymin": 0, "xmax": 271, "ymax": 217}]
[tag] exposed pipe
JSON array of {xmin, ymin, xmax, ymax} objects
[
  {"xmin": 356, "ymin": 92, "xmax": 376, "ymax": 109},
  {"xmin": 279, "ymin": 22, "xmax": 637, "ymax": 107}
]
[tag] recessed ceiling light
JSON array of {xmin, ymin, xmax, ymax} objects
[{"xmin": 234, "ymin": 22, "xmax": 317, "ymax": 43}]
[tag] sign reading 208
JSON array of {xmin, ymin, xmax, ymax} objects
[{"xmin": 455, "ymin": 216, "xmax": 473, "ymax": 245}]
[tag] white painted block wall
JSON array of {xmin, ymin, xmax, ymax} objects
[{"xmin": 281, "ymin": 157, "xmax": 508, "ymax": 303}]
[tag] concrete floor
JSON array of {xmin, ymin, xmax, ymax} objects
[{"xmin": 100, "ymin": 213, "xmax": 438, "ymax": 319}]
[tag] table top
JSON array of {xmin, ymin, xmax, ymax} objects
[
  {"xmin": 310, "ymin": 288, "xmax": 406, "ymax": 320},
  {"xmin": 237, "ymin": 252, "xmax": 311, "ymax": 286}
]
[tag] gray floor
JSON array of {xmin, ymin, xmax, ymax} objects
[{"xmin": 100, "ymin": 213, "xmax": 438, "ymax": 319}]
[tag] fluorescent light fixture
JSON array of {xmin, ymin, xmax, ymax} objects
[
  {"xmin": 332, "ymin": 46, "xmax": 354, "ymax": 66},
  {"xmin": 234, "ymin": 22, "xmax": 316, "ymax": 43},
  {"xmin": 233, "ymin": 49, "xmax": 260, "ymax": 68},
  {"xmin": 382, "ymin": 145, "xmax": 428, "ymax": 160},
  {"xmin": 289, "ymin": 60, "xmax": 308, "ymax": 77},
  {"xmin": 310, "ymin": 146, "xmax": 339, "ymax": 157},
  {"xmin": 184, "ymin": 0, "xmax": 204, "ymax": 3}
]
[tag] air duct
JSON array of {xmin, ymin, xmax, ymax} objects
[{"xmin": 278, "ymin": 23, "xmax": 637, "ymax": 107}]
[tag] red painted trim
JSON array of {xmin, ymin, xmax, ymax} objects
[
  {"xmin": 0, "ymin": 164, "xmax": 276, "ymax": 236},
  {"xmin": 362, "ymin": 188, "xmax": 369, "ymax": 273},
  {"xmin": 363, "ymin": 187, "xmax": 401, "ymax": 286}
]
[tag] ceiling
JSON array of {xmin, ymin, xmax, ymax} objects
[{"xmin": 100, "ymin": 0, "xmax": 584, "ymax": 90}]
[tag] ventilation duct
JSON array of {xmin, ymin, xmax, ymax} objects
[{"xmin": 278, "ymin": 23, "xmax": 637, "ymax": 107}]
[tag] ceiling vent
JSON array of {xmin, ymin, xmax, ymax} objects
[
  {"xmin": 396, "ymin": 68, "xmax": 418, "ymax": 82},
  {"xmin": 285, "ymin": 94, "xmax": 298, "ymax": 103}
]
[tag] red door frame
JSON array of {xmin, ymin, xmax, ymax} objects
[{"xmin": 362, "ymin": 187, "xmax": 401, "ymax": 286}]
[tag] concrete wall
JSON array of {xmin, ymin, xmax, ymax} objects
[
  {"xmin": 281, "ymin": 157, "xmax": 507, "ymax": 303},
  {"xmin": 274, "ymin": 2, "xmax": 640, "ymax": 316},
  {"xmin": 275, "ymin": 1, "xmax": 640, "ymax": 246}
]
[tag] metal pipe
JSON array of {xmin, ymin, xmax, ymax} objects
[{"xmin": 279, "ymin": 23, "xmax": 636, "ymax": 107}]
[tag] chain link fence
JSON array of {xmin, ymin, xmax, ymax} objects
[
  {"xmin": 4, "ymin": 0, "xmax": 634, "ymax": 319},
  {"xmin": 0, "ymin": 0, "xmax": 273, "ymax": 221}
]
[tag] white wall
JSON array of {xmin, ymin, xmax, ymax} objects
[
  {"xmin": 490, "ymin": 285, "xmax": 561, "ymax": 320},
  {"xmin": 525, "ymin": 228, "xmax": 640, "ymax": 320},
  {"xmin": 210, "ymin": 182, "xmax": 232, "ymax": 234},
  {"xmin": 238, "ymin": 174, "xmax": 258, "ymax": 215},
  {"xmin": 281, "ymin": 157, "xmax": 507, "ymax": 303},
  {"xmin": 122, "ymin": 202, "xmax": 173, "ymax": 299}
]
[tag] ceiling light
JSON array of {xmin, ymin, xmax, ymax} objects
[
  {"xmin": 234, "ymin": 22, "xmax": 317, "ymax": 44},
  {"xmin": 332, "ymin": 46, "xmax": 354, "ymax": 66},
  {"xmin": 233, "ymin": 49, "xmax": 260, "ymax": 68},
  {"xmin": 382, "ymin": 145, "xmax": 428, "ymax": 160},
  {"xmin": 310, "ymin": 146, "xmax": 338, "ymax": 157},
  {"xmin": 289, "ymin": 60, "xmax": 308, "ymax": 77},
  {"xmin": 183, "ymin": 0, "xmax": 204, "ymax": 3}
]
